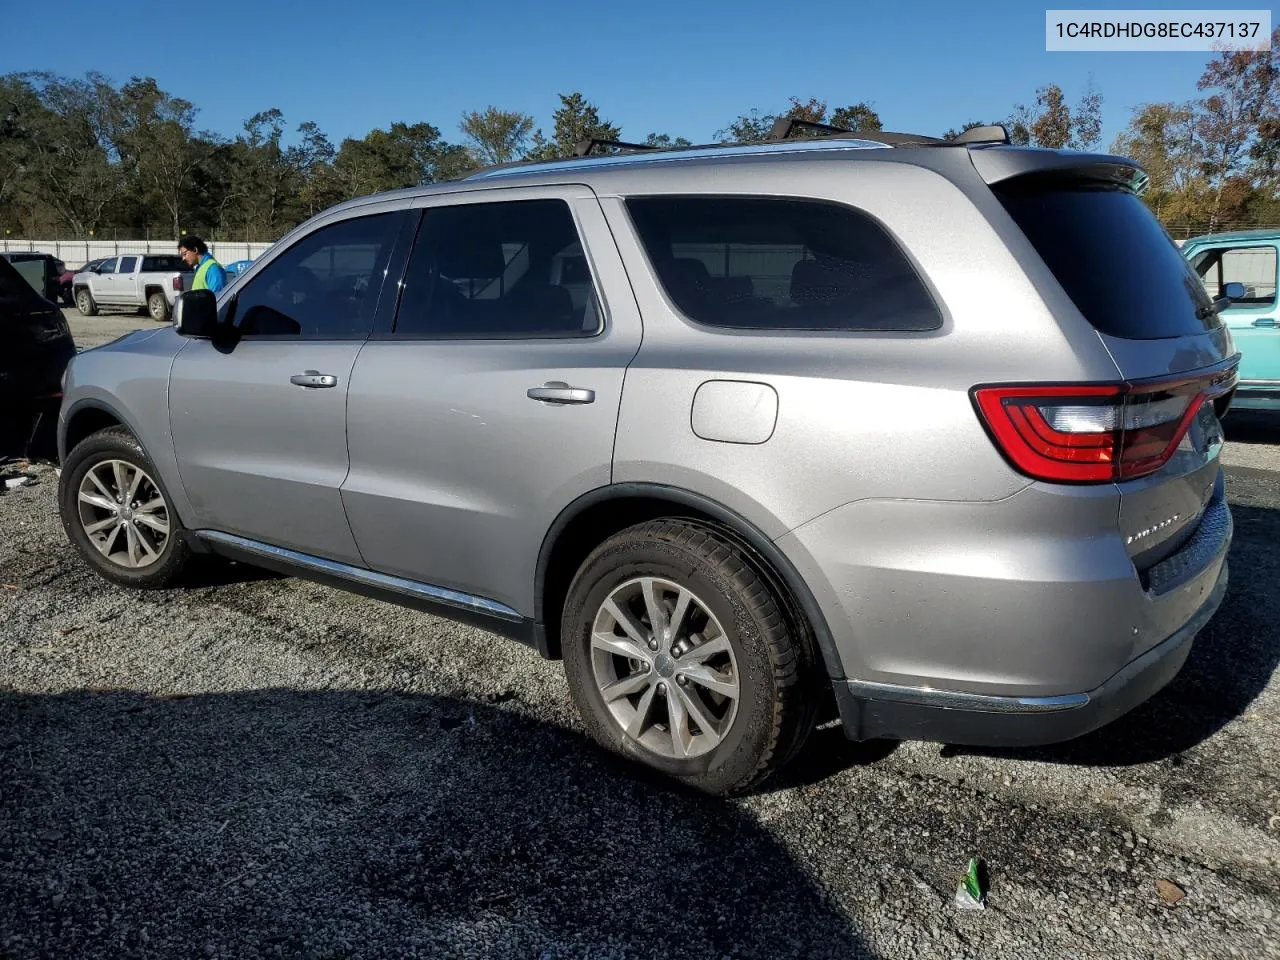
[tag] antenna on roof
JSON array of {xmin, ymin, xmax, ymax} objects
[{"xmin": 572, "ymin": 138, "xmax": 661, "ymax": 157}]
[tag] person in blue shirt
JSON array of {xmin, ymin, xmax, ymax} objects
[{"xmin": 178, "ymin": 235, "xmax": 227, "ymax": 293}]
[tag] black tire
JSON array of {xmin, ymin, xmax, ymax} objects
[
  {"xmin": 58, "ymin": 427, "xmax": 191, "ymax": 589},
  {"xmin": 75, "ymin": 288, "xmax": 97, "ymax": 317},
  {"xmin": 561, "ymin": 519, "xmax": 819, "ymax": 795},
  {"xmin": 148, "ymin": 292, "xmax": 171, "ymax": 322}
]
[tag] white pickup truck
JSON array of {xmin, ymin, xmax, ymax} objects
[{"xmin": 72, "ymin": 254, "xmax": 191, "ymax": 321}]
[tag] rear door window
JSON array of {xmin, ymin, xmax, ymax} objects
[
  {"xmin": 393, "ymin": 199, "xmax": 602, "ymax": 338},
  {"xmin": 625, "ymin": 196, "xmax": 942, "ymax": 332},
  {"xmin": 993, "ymin": 179, "xmax": 1219, "ymax": 340},
  {"xmin": 118, "ymin": 256, "xmax": 138, "ymax": 273}
]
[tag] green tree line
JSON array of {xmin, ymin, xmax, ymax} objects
[{"xmin": 1, "ymin": 32, "xmax": 1274, "ymax": 242}]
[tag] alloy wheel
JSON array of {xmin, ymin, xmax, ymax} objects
[
  {"xmin": 76, "ymin": 459, "xmax": 170, "ymax": 569},
  {"xmin": 590, "ymin": 576, "xmax": 740, "ymax": 759}
]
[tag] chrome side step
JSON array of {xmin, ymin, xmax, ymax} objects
[{"xmin": 193, "ymin": 530, "xmax": 523, "ymax": 622}]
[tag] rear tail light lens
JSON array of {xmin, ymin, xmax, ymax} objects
[
  {"xmin": 172, "ymin": 276, "xmax": 182, "ymax": 291},
  {"xmin": 973, "ymin": 365, "xmax": 1237, "ymax": 483}
]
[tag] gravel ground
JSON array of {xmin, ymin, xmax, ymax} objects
[
  {"xmin": 64, "ymin": 308, "xmax": 155, "ymax": 352},
  {"xmin": 2, "ymin": 441, "xmax": 1279, "ymax": 957}
]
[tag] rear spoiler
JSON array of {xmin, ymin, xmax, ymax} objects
[{"xmin": 969, "ymin": 149, "xmax": 1149, "ymax": 194}]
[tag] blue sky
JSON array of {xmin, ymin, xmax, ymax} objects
[{"xmin": 2, "ymin": 0, "xmax": 1264, "ymax": 150}]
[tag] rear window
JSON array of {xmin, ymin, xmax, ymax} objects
[
  {"xmin": 993, "ymin": 179, "xmax": 1217, "ymax": 340},
  {"xmin": 143, "ymin": 255, "xmax": 185, "ymax": 272},
  {"xmin": 626, "ymin": 196, "xmax": 942, "ymax": 332}
]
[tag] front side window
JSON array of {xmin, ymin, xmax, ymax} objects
[
  {"xmin": 97, "ymin": 258, "xmax": 117, "ymax": 274},
  {"xmin": 625, "ymin": 196, "xmax": 942, "ymax": 332},
  {"xmin": 393, "ymin": 199, "xmax": 601, "ymax": 339},
  {"xmin": 1192, "ymin": 245, "xmax": 1278, "ymax": 307},
  {"xmin": 229, "ymin": 212, "xmax": 401, "ymax": 339}
]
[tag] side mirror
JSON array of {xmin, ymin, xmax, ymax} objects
[
  {"xmin": 1223, "ymin": 281, "xmax": 1247, "ymax": 301},
  {"xmin": 173, "ymin": 290, "xmax": 219, "ymax": 338}
]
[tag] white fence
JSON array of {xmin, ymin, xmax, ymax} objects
[{"xmin": 1, "ymin": 239, "xmax": 273, "ymax": 268}]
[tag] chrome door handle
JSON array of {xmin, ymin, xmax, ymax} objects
[
  {"xmin": 527, "ymin": 382, "xmax": 595, "ymax": 404},
  {"xmin": 290, "ymin": 371, "xmax": 338, "ymax": 388},
  {"xmin": 1252, "ymin": 318, "xmax": 1277, "ymax": 327}
]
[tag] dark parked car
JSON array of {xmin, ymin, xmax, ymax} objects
[
  {"xmin": 1, "ymin": 251, "xmax": 68, "ymax": 306},
  {"xmin": 0, "ymin": 254, "xmax": 75, "ymax": 455}
]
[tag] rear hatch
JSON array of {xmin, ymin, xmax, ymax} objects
[{"xmin": 979, "ymin": 160, "xmax": 1237, "ymax": 575}]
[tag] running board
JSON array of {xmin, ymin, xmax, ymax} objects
[{"xmin": 193, "ymin": 530, "xmax": 538, "ymax": 648}]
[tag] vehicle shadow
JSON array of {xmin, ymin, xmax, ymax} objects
[
  {"xmin": 0, "ymin": 688, "xmax": 875, "ymax": 960},
  {"xmin": 943, "ymin": 501, "xmax": 1280, "ymax": 768},
  {"xmin": 1223, "ymin": 409, "xmax": 1280, "ymax": 446}
]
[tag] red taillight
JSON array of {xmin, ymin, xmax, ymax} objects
[
  {"xmin": 172, "ymin": 276, "xmax": 182, "ymax": 291},
  {"xmin": 973, "ymin": 365, "xmax": 1237, "ymax": 484}
]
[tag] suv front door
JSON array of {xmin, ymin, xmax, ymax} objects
[
  {"xmin": 1191, "ymin": 239, "xmax": 1280, "ymax": 402},
  {"xmin": 341, "ymin": 186, "xmax": 642, "ymax": 615},
  {"xmin": 168, "ymin": 208, "xmax": 410, "ymax": 563}
]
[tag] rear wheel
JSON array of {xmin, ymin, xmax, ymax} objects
[
  {"xmin": 561, "ymin": 519, "xmax": 818, "ymax": 795},
  {"xmin": 75, "ymin": 288, "xmax": 97, "ymax": 317},
  {"xmin": 147, "ymin": 291, "xmax": 170, "ymax": 321},
  {"xmin": 58, "ymin": 427, "xmax": 191, "ymax": 588}
]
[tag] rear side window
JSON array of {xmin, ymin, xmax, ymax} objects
[
  {"xmin": 1191, "ymin": 245, "xmax": 1277, "ymax": 307},
  {"xmin": 393, "ymin": 199, "xmax": 601, "ymax": 339},
  {"xmin": 993, "ymin": 179, "xmax": 1217, "ymax": 340},
  {"xmin": 625, "ymin": 196, "xmax": 942, "ymax": 332},
  {"xmin": 143, "ymin": 255, "xmax": 185, "ymax": 272},
  {"xmin": 118, "ymin": 256, "xmax": 138, "ymax": 273}
]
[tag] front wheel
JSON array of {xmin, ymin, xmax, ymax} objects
[
  {"xmin": 561, "ymin": 520, "xmax": 818, "ymax": 795},
  {"xmin": 58, "ymin": 427, "xmax": 191, "ymax": 589}
]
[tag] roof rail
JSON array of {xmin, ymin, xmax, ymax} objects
[
  {"xmin": 572, "ymin": 137, "xmax": 660, "ymax": 157},
  {"xmin": 459, "ymin": 118, "xmax": 1018, "ymax": 181},
  {"xmin": 767, "ymin": 117, "xmax": 947, "ymax": 147}
]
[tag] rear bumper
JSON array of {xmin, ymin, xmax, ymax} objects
[{"xmin": 834, "ymin": 560, "xmax": 1228, "ymax": 746}]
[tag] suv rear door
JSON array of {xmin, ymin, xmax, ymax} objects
[
  {"xmin": 168, "ymin": 208, "xmax": 412, "ymax": 563},
  {"xmin": 341, "ymin": 185, "xmax": 642, "ymax": 617}
]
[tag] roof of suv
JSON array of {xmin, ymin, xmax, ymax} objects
[{"xmin": 314, "ymin": 126, "xmax": 1149, "ymax": 222}]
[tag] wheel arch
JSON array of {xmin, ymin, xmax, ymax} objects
[{"xmin": 534, "ymin": 482, "xmax": 846, "ymax": 684}]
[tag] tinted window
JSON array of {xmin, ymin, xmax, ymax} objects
[
  {"xmin": 230, "ymin": 212, "xmax": 400, "ymax": 339},
  {"xmin": 1192, "ymin": 244, "xmax": 1277, "ymax": 307},
  {"xmin": 143, "ymin": 255, "xmax": 185, "ymax": 272},
  {"xmin": 994, "ymin": 179, "xmax": 1218, "ymax": 340},
  {"xmin": 118, "ymin": 256, "xmax": 138, "ymax": 273},
  {"xmin": 625, "ymin": 196, "xmax": 941, "ymax": 332},
  {"xmin": 98, "ymin": 258, "xmax": 117, "ymax": 273},
  {"xmin": 394, "ymin": 199, "xmax": 600, "ymax": 338}
]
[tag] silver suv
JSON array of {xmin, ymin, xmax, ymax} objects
[{"xmin": 56, "ymin": 124, "xmax": 1238, "ymax": 794}]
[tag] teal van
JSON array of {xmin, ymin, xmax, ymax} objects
[{"xmin": 1183, "ymin": 229, "xmax": 1280, "ymax": 411}]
